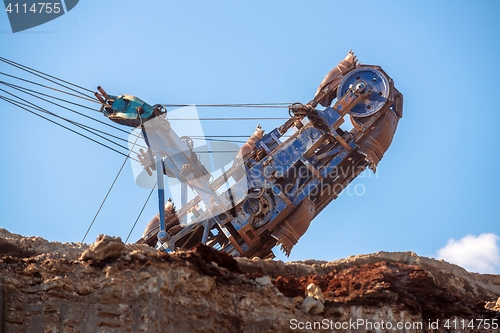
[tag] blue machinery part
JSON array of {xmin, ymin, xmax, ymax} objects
[{"xmin": 96, "ymin": 51, "xmax": 403, "ymax": 258}]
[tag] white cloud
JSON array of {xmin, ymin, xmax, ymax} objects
[{"xmin": 437, "ymin": 233, "xmax": 500, "ymax": 274}]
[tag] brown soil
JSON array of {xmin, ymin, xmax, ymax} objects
[
  {"xmin": 1, "ymin": 228, "xmax": 500, "ymax": 333},
  {"xmin": 274, "ymin": 261, "xmax": 497, "ymax": 320}
]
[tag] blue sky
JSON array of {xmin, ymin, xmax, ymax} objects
[{"xmin": 1, "ymin": 1, "xmax": 499, "ymax": 273}]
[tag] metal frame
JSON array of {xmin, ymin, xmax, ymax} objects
[{"xmin": 96, "ymin": 54, "xmax": 403, "ymax": 259}]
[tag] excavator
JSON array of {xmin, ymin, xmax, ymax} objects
[{"xmin": 94, "ymin": 51, "xmax": 403, "ymax": 259}]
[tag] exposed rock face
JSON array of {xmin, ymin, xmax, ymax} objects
[
  {"xmin": 1, "ymin": 228, "xmax": 499, "ymax": 333},
  {"xmin": 79, "ymin": 235, "xmax": 125, "ymax": 263},
  {"xmin": 485, "ymin": 297, "xmax": 500, "ymax": 312}
]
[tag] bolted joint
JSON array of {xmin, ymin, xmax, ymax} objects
[
  {"xmin": 350, "ymin": 81, "xmax": 367, "ymax": 95},
  {"xmin": 157, "ymin": 230, "xmax": 169, "ymax": 242}
]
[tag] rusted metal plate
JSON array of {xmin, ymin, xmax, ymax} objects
[{"xmin": 272, "ymin": 198, "xmax": 316, "ymax": 256}]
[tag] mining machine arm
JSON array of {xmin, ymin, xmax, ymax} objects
[{"xmin": 95, "ymin": 51, "xmax": 403, "ymax": 259}]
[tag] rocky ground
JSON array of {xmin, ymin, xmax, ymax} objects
[{"xmin": 1, "ymin": 228, "xmax": 499, "ymax": 333}]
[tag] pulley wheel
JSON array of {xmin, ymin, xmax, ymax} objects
[
  {"xmin": 242, "ymin": 191, "xmax": 274, "ymax": 228},
  {"xmin": 337, "ymin": 67, "xmax": 390, "ymax": 117}
]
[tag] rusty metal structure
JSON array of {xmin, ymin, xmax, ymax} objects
[{"xmin": 96, "ymin": 51, "xmax": 403, "ymax": 258}]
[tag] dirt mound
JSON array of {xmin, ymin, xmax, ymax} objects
[
  {"xmin": 274, "ymin": 261, "xmax": 493, "ymax": 319},
  {"xmin": 1, "ymin": 229, "xmax": 499, "ymax": 333},
  {"xmin": 0, "ymin": 239, "xmax": 34, "ymax": 258}
]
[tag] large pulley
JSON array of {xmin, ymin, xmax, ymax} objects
[
  {"xmin": 242, "ymin": 190, "xmax": 275, "ymax": 228},
  {"xmin": 337, "ymin": 67, "xmax": 390, "ymax": 117}
]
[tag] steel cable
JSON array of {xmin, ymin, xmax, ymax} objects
[
  {"xmin": 0, "ymin": 95, "xmax": 135, "ymax": 159},
  {"xmin": 0, "ymin": 86, "xmax": 149, "ymax": 149},
  {"xmin": 0, "ymin": 57, "xmax": 96, "ymax": 98},
  {"xmin": 125, "ymin": 184, "xmax": 156, "ymax": 243}
]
